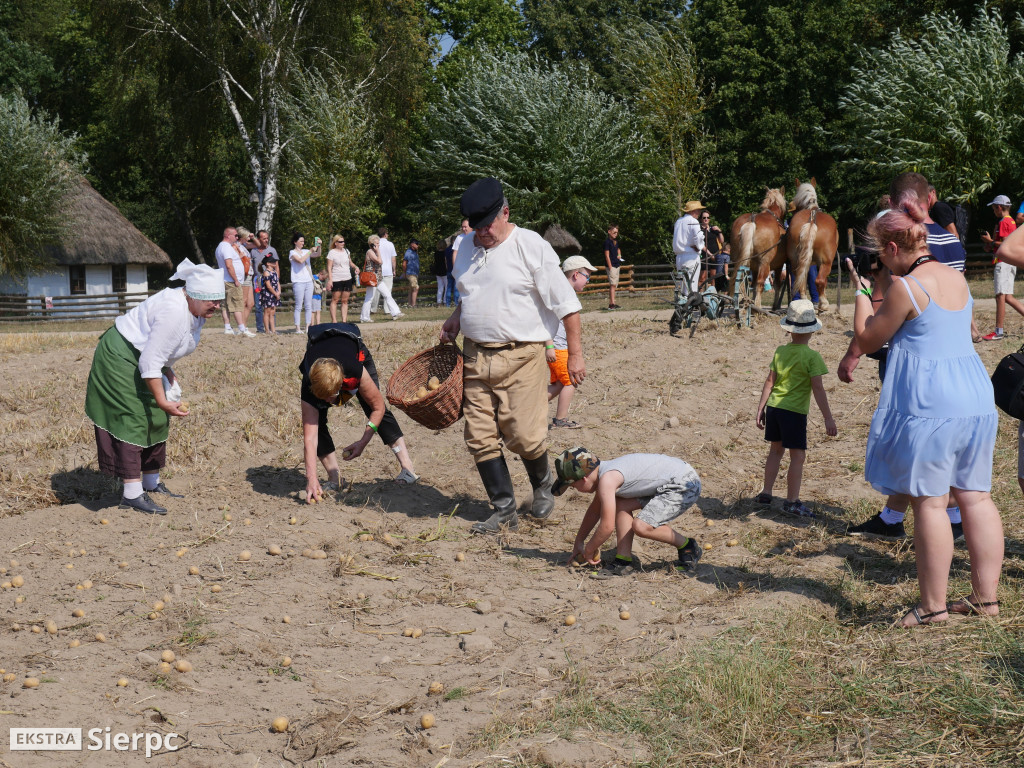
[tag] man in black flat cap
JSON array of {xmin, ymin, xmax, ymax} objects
[{"xmin": 440, "ymin": 177, "xmax": 586, "ymax": 534}]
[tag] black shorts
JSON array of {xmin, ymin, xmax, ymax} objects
[
  {"xmin": 332, "ymin": 279, "xmax": 355, "ymax": 293},
  {"xmin": 763, "ymin": 406, "xmax": 807, "ymax": 450}
]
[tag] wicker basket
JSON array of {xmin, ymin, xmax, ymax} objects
[{"xmin": 386, "ymin": 342, "xmax": 464, "ymax": 430}]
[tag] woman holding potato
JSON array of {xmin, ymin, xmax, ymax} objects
[
  {"xmin": 299, "ymin": 323, "xmax": 418, "ymax": 502},
  {"xmin": 84, "ymin": 259, "xmax": 224, "ymax": 515}
]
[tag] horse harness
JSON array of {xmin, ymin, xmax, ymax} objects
[{"xmin": 735, "ymin": 210, "xmax": 787, "ymax": 268}]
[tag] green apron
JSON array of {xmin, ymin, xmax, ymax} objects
[{"xmin": 84, "ymin": 327, "xmax": 169, "ymax": 448}]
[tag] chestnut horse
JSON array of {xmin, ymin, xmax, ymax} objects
[
  {"xmin": 729, "ymin": 187, "xmax": 788, "ymax": 311},
  {"xmin": 786, "ymin": 180, "xmax": 838, "ymax": 310}
]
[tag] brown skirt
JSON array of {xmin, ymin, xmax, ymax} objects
[{"xmin": 95, "ymin": 426, "xmax": 166, "ymax": 479}]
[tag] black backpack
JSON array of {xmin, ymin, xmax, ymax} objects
[
  {"xmin": 953, "ymin": 204, "xmax": 969, "ymax": 247},
  {"xmin": 991, "ymin": 343, "xmax": 1024, "ymax": 419}
]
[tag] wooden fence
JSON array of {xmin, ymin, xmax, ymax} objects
[{"xmin": 0, "ymin": 244, "xmax": 1001, "ymax": 323}]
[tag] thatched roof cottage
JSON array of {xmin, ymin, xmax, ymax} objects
[{"xmin": 0, "ymin": 178, "xmax": 172, "ymax": 299}]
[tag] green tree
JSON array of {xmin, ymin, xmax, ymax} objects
[
  {"xmin": 413, "ymin": 48, "xmax": 650, "ymax": 240},
  {"xmin": 0, "ymin": 91, "xmax": 85, "ymax": 276},
  {"xmin": 688, "ymin": 0, "xmax": 918, "ymax": 221},
  {"xmin": 834, "ymin": 11, "xmax": 1024, "ymax": 205},
  {"xmin": 522, "ymin": 0, "xmax": 686, "ymax": 92},
  {"xmin": 279, "ymin": 67, "xmax": 383, "ymax": 241},
  {"xmin": 614, "ymin": 21, "xmax": 714, "ymax": 212}
]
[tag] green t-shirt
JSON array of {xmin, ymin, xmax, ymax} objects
[{"xmin": 767, "ymin": 343, "xmax": 828, "ymax": 415}]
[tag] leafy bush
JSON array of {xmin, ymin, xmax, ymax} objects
[{"xmin": 0, "ymin": 91, "xmax": 84, "ymax": 276}]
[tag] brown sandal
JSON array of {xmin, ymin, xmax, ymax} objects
[{"xmin": 948, "ymin": 597, "xmax": 1000, "ymax": 616}]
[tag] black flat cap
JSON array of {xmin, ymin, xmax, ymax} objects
[{"xmin": 461, "ymin": 177, "xmax": 504, "ymax": 229}]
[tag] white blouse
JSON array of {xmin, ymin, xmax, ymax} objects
[
  {"xmin": 327, "ymin": 248, "xmax": 352, "ymax": 281},
  {"xmin": 115, "ymin": 288, "xmax": 205, "ymax": 379},
  {"xmin": 453, "ymin": 226, "xmax": 581, "ymax": 343},
  {"xmin": 290, "ymin": 249, "xmax": 313, "ymax": 283}
]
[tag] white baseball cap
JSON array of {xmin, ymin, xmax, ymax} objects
[
  {"xmin": 562, "ymin": 255, "xmax": 597, "ymax": 273},
  {"xmin": 988, "ymin": 194, "xmax": 1011, "ymax": 207}
]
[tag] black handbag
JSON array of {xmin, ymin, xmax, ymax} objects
[{"xmin": 991, "ymin": 343, "xmax": 1024, "ymax": 419}]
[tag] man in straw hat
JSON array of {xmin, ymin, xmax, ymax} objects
[
  {"xmin": 673, "ymin": 200, "xmax": 706, "ymax": 294},
  {"xmin": 440, "ymin": 177, "xmax": 585, "ymax": 534},
  {"xmin": 85, "ymin": 259, "xmax": 224, "ymax": 515}
]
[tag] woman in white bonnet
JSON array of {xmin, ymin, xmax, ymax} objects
[{"xmin": 84, "ymin": 259, "xmax": 224, "ymax": 515}]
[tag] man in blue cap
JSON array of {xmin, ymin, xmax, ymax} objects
[{"xmin": 440, "ymin": 177, "xmax": 586, "ymax": 534}]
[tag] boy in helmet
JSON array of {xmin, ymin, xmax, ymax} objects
[{"xmin": 554, "ymin": 447, "xmax": 703, "ymax": 578}]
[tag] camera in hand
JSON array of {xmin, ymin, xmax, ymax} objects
[{"xmin": 849, "ymin": 245, "xmax": 881, "ymax": 277}]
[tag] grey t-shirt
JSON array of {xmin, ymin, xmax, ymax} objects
[{"xmin": 598, "ymin": 454, "xmax": 698, "ymax": 498}]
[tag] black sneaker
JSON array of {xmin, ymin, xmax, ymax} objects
[
  {"xmin": 591, "ymin": 561, "xmax": 638, "ymax": 580},
  {"xmin": 148, "ymin": 482, "xmax": 184, "ymax": 498},
  {"xmin": 781, "ymin": 499, "xmax": 816, "ymax": 518},
  {"xmin": 119, "ymin": 492, "xmax": 167, "ymax": 515},
  {"xmin": 951, "ymin": 521, "xmax": 964, "ymax": 543},
  {"xmin": 847, "ymin": 513, "xmax": 905, "ymax": 539},
  {"xmin": 676, "ymin": 539, "xmax": 702, "ymax": 576}
]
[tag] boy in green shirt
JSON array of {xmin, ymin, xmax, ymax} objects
[{"xmin": 755, "ymin": 300, "xmax": 837, "ymax": 517}]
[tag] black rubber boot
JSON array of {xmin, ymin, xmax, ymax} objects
[
  {"xmin": 522, "ymin": 453, "xmax": 555, "ymax": 520},
  {"xmin": 471, "ymin": 456, "xmax": 519, "ymax": 534}
]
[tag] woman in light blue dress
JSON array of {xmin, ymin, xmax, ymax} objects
[{"xmin": 851, "ymin": 191, "xmax": 1003, "ymax": 628}]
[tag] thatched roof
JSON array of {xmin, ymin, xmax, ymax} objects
[
  {"xmin": 41, "ymin": 178, "xmax": 172, "ymax": 268},
  {"xmin": 541, "ymin": 224, "xmax": 581, "ymax": 256}
]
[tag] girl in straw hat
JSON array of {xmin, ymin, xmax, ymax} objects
[{"xmin": 84, "ymin": 259, "xmax": 223, "ymax": 515}]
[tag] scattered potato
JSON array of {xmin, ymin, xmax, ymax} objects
[
  {"xmin": 455, "ymin": 552, "xmax": 465, "ymax": 562},
  {"xmin": 727, "ymin": 539, "xmax": 739, "ymax": 547},
  {"xmin": 357, "ymin": 592, "xmax": 366, "ymax": 600},
  {"xmin": 95, "ymin": 633, "xmax": 106, "ymax": 643},
  {"xmin": 147, "ymin": 612, "xmax": 160, "ymax": 620},
  {"xmin": 161, "ymin": 650, "xmax": 175, "ymax": 663},
  {"xmin": 619, "ymin": 611, "xmax": 631, "ymax": 620},
  {"xmin": 82, "ymin": 580, "xmax": 93, "ymax": 589},
  {"xmin": 68, "ymin": 639, "xmax": 80, "ymax": 648},
  {"xmin": 282, "ymin": 616, "xmax": 291, "ymax": 624},
  {"xmin": 65, "ymin": 564, "xmax": 73, "ymax": 570},
  {"xmin": 705, "ymin": 520, "xmax": 715, "ymax": 527},
  {"xmin": 3, "ymin": 673, "xmax": 15, "ymax": 683},
  {"xmin": 271, "ymin": 717, "xmax": 289, "ymax": 733},
  {"xmin": 411, "ymin": 628, "xmax": 423, "ymax": 639},
  {"xmin": 564, "ymin": 615, "xmax": 576, "ymax": 626},
  {"xmin": 402, "ymin": 628, "xmax": 413, "ymax": 637},
  {"xmin": 428, "ymin": 681, "xmax": 444, "ymax": 696},
  {"xmin": 176, "ymin": 549, "xmax": 187, "ymax": 558},
  {"xmin": 1, "ymin": 582, "xmax": 10, "ymax": 590},
  {"xmin": 281, "ymin": 656, "xmax": 292, "ymax": 668},
  {"xmin": 23, "ymin": 677, "xmax": 40, "ymax": 689},
  {"xmin": 592, "ymin": 595, "xmax": 600, "ymax": 603},
  {"xmin": 157, "ymin": 662, "xmax": 172, "ymax": 675},
  {"xmin": 210, "ymin": 585, "xmax": 222, "ymax": 593},
  {"xmin": 10, "ymin": 560, "xmax": 19, "ymax": 568},
  {"xmin": 118, "ymin": 562, "xmax": 128, "ymax": 569},
  {"xmin": 100, "ymin": 519, "xmax": 109, "ymax": 525},
  {"xmin": 45, "ymin": 620, "xmax": 58, "ymax": 635},
  {"xmin": 268, "ymin": 545, "xmax": 282, "ymax": 556},
  {"xmin": 116, "ymin": 678, "xmax": 128, "ymax": 687},
  {"xmin": 174, "ymin": 660, "xmax": 192, "ymax": 674},
  {"xmin": 289, "ymin": 516, "xmax": 298, "ymax": 525},
  {"xmin": 224, "ymin": 513, "xmax": 233, "ymax": 521},
  {"xmin": 72, "ymin": 609, "xmax": 84, "ymax": 618},
  {"xmin": 238, "ymin": 551, "xmax": 251, "ymax": 562},
  {"xmin": 244, "ymin": 519, "xmax": 252, "ymax": 526},
  {"xmin": 414, "ymin": 386, "xmax": 428, "ymax": 400},
  {"xmin": 11, "ymin": 575, "xmax": 24, "ymax": 588},
  {"xmin": 31, "ymin": 625, "xmax": 42, "ymax": 634},
  {"xmin": 153, "ymin": 600, "xmax": 165, "ymax": 612},
  {"xmin": 302, "ymin": 549, "xmax": 313, "ymax": 558},
  {"xmin": 420, "ymin": 713, "xmax": 435, "ymax": 729},
  {"xmin": 358, "ymin": 533, "xmax": 373, "ymax": 542},
  {"xmin": 311, "ymin": 550, "xmax": 327, "ymax": 560},
  {"xmin": 188, "ymin": 566, "xmax": 199, "ymax": 576},
  {"xmin": 427, "ymin": 376, "xmax": 440, "ymax": 390}
]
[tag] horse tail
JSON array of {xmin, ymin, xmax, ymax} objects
[
  {"xmin": 728, "ymin": 220, "xmax": 756, "ymax": 297},
  {"xmin": 794, "ymin": 220, "xmax": 817, "ymax": 297}
]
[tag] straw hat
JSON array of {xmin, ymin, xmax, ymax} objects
[
  {"xmin": 682, "ymin": 200, "xmax": 706, "ymax": 214},
  {"xmin": 779, "ymin": 299, "xmax": 822, "ymax": 333}
]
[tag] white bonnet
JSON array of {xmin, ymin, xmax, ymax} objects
[{"xmin": 172, "ymin": 258, "xmax": 225, "ymax": 300}]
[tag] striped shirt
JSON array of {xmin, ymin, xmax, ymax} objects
[{"xmin": 926, "ymin": 223, "xmax": 966, "ymax": 272}]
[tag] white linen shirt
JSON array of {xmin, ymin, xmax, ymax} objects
[
  {"xmin": 454, "ymin": 226, "xmax": 582, "ymax": 343},
  {"xmin": 378, "ymin": 238, "xmax": 397, "ymax": 277},
  {"xmin": 115, "ymin": 288, "xmax": 205, "ymax": 379},
  {"xmin": 216, "ymin": 241, "xmax": 246, "ymax": 283},
  {"xmin": 290, "ymin": 249, "xmax": 313, "ymax": 283},
  {"xmin": 672, "ymin": 213, "xmax": 704, "ymax": 263}
]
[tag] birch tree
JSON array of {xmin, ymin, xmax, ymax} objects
[{"xmin": 127, "ymin": 0, "xmax": 316, "ymax": 234}]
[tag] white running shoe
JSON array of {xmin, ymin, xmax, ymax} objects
[
  {"xmin": 238, "ymin": 327, "xmax": 257, "ymax": 338},
  {"xmin": 223, "ymin": 326, "xmax": 234, "ymax": 335}
]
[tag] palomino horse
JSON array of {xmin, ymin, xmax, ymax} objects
[
  {"xmin": 729, "ymin": 187, "xmax": 788, "ymax": 311},
  {"xmin": 786, "ymin": 180, "xmax": 839, "ymax": 310}
]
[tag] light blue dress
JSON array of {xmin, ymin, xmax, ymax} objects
[{"xmin": 865, "ymin": 275, "xmax": 997, "ymax": 496}]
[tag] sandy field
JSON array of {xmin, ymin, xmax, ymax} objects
[{"xmin": 0, "ymin": 295, "xmax": 1021, "ymax": 767}]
